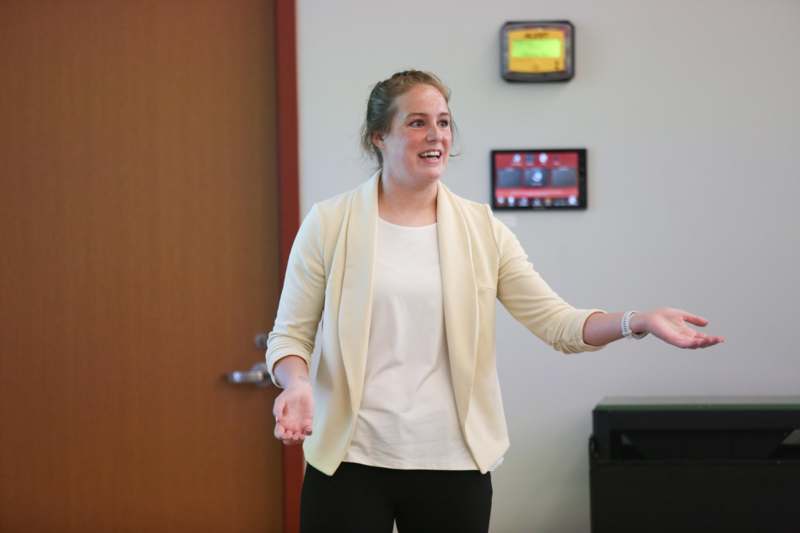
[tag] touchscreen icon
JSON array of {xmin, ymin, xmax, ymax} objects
[{"xmin": 524, "ymin": 168, "xmax": 548, "ymax": 187}]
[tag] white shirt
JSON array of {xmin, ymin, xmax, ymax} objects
[{"xmin": 344, "ymin": 218, "xmax": 477, "ymax": 470}]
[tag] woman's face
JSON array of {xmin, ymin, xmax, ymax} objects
[{"xmin": 373, "ymin": 84, "xmax": 452, "ymax": 188}]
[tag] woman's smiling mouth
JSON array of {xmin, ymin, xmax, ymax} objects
[{"xmin": 418, "ymin": 150, "xmax": 442, "ymax": 160}]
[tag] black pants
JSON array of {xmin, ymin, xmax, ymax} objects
[{"xmin": 300, "ymin": 462, "xmax": 492, "ymax": 533}]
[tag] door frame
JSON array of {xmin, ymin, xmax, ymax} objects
[{"xmin": 275, "ymin": 1, "xmax": 303, "ymax": 532}]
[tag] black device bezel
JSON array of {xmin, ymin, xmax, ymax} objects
[{"xmin": 491, "ymin": 148, "xmax": 587, "ymax": 211}]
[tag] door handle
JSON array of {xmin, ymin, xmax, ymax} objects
[
  {"xmin": 225, "ymin": 333, "xmax": 272, "ymax": 387},
  {"xmin": 226, "ymin": 362, "xmax": 271, "ymax": 387}
]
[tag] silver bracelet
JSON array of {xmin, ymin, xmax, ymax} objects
[{"xmin": 621, "ymin": 310, "xmax": 649, "ymax": 339}]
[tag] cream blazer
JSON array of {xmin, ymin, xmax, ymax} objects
[{"xmin": 266, "ymin": 173, "xmax": 604, "ymax": 475}]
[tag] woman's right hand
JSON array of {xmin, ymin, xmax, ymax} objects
[{"xmin": 272, "ymin": 377, "xmax": 314, "ymax": 446}]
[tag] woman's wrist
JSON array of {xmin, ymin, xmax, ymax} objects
[
  {"xmin": 629, "ymin": 311, "xmax": 650, "ymax": 335},
  {"xmin": 286, "ymin": 375, "xmax": 311, "ymax": 391},
  {"xmin": 274, "ymin": 355, "xmax": 310, "ymax": 389}
]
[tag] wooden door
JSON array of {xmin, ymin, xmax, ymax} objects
[{"xmin": 0, "ymin": 1, "xmax": 286, "ymax": 531}]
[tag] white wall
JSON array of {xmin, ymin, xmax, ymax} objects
[{"xmin": 297, "ymin": 0, "xmax": 800, "ymax": 531}]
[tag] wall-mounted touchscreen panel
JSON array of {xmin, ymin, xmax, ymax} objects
[{"xmin": 491, "ymin": 149, "xmax": 587, "ymax": 210}]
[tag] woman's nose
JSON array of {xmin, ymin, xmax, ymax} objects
[{"xmin": 426, "ymin": 126, "xmax": 443, "ymax": 142}]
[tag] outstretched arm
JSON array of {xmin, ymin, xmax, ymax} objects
[{"xmin": 583, "ymin": 308, "xmax": 725, "ymax": 348}]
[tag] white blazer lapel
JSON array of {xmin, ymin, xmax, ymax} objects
[
  {"xmin": 337, "ymin": 174, "xmax": 379, "ymax": 412},
  {"xmin": 436, "ymin": 182, "xmax": 479, "ymax": 424}
]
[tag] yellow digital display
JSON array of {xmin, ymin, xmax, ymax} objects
[{"xmin": 507, "ymin": 29, "xmax": 566, "ymax": 74}]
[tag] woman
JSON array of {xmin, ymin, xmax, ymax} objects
[{"xmin": 266, "ymin": 70, "xmax": 723, "ymax": 533}]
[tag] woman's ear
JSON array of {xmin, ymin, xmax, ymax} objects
[{"xmin": 372, "ymin": 131, "xmax": 384, "ymax": 150}]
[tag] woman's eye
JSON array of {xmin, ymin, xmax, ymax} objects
[
  {"xmin": 439, "ymin": 120, "xmax": 450, "ymax": 127},
  {"xmin": 410, "ymin": 119, "xmax": 424, "ymax": 127}
]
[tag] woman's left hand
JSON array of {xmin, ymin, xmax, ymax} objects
[{"xmin": 637, "ymin": 308, "xmax": 725, "ymax": 349}]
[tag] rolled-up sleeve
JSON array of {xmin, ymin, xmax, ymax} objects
[
  {"xmin": 266, "ymin": 204, "xmax": 327, "ymax": 386},
  {"xmin": 491, "ymin": 212, "xmax": 605, "ymax": 354}
]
